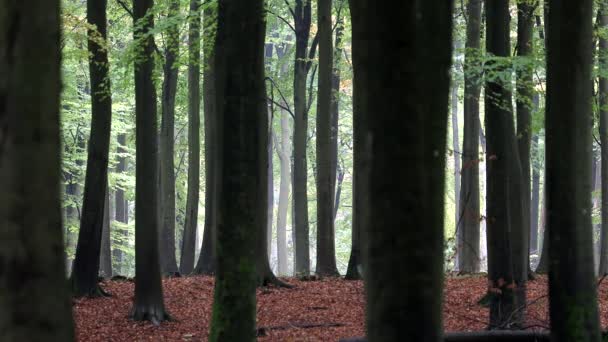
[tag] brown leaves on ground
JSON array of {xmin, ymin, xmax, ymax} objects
[{"xmin": 74, "ymin": 275, "xmax": 608, "ymax": 341}]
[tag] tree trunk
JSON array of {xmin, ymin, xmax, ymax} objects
[
  {"xmin": 485, "ymin": 0, "xmax": 526, "ymax": 328},
  {"xmin": 516, "ymin": 0, "xmax": 535, "ymax": 280},
  {"xmin": 180, "ymin": 0, "xmax": 202, "ymax": 275},
  {"xmin": 208, "ymin": 0, "xmax": 265, "ymax": 339},
  {"xmin": 292, "ymin": 0, "xmax": 313, "ymax": 276},
  {"xmin": 71, "ymin": 0, "xmax": 113, "ymax": 297},
  {"xmin": 350, "ymin": 1, "xmax": 453, "ymax": 340},
  {"xmin": 131, "ymin": 0, "xmax": 170, "ymax": 324},
  {"xmin": 598, "ymin": 0, "xmax": 608, "ymax": 276},
  {"xmin": 331, "ymin": 15, "xmax": 343, "ymax": 223},
  {"xmin": 159, "ymin": 0, "xmax": 180, "ymax": 277},
  {"xmin": 276, "ymin": 109, "xmax": 291, "ymax": 276},
  {"xmin": 315, "ymin": 0, "xmax": 339, "ymax": 277},
  {"xmin": 194, "ymin": 2, "xmax": 218, "ymax": 275},
  {"xmin": 65, "ymin": 179, "xmax": 80, "ymax": 273},
  {"xmin": 530, "ymin": 130, "xmax": 540, "ymax": 254},
  {"xmin": 267, "ymin": 116, "xmax": 274, "ymax": 259},
  {"xmin": 0, "ymin": 1, "xmax": 75, "ymax": 338},
  {"xmin": 100, "ymin": 188, "xmax": 113, "ymax": 278},
  {"xmin": 452, "ymin": 73, "xmax": 460, "ymax": 229},
  {"xmin": 545, "ymin": 0, "xmax": 600, "ymax": 340},
  {"xmin": 457, "ymin": 0, "xmax": 482, "ymax": 274},
  {"xmin": 113, "ymin": 133, "xmax": 129, "ymax": 275}
]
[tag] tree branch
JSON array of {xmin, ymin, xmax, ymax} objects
[
  {"xmin": 115, "ymin": 0, "xmax": 134, "ymax": 18},
  {"xmin": 306, "ymin": 32, "xmax": 319, "ymax": 72},
  {"xmin": 267, "ymin": 9, "xmax": 296, "ymax": 33}
]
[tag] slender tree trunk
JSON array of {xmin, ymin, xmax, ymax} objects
[
  {"xmin": 516, "ymin": 0, "xmax": 535, "ymax": 280},
  {"xmin": 293, "ymin": 0, "xmax": 314, "ymax": 276},
  {"xmin": 194, "ymin": 2, "xmax": 218, "ymax": 275},
  {"xmin": 159, "ymin": 0, "xmax": 180, "ymax": 276},
  {"xmin": 131, "ymin": 0, "xmax": 170, "ymax": 324},
  {"xmin": 331, "ymin": 15, "xmax": 343, "ymax": 223},
  {"xmin": 71, "ymin": 0, "xmax": 113, "ymax": 297},
  {"xmin": 100, "ymin": 188, "xmax": 113, "ymax": 278},
  {"xmin": 530, "ymin": 109, "xmax": 540, "ymax": 255},
  {"xmin": 598, "ymin": 0, "xmax": 608, "ymax": 276},
  {"xmin": 114, "ymin": 133, "xmax": 129, "ymax": 275},
  {"xmin": 208, "ymin": 0, "xmax": 265, "ymax": 338},
  {"xmin": 546, "ymin": 0, "xmax": 600, "ymax": 340},
  {"xmin": 315, "ymin": 0, "xmax": 339, "ymax": 277},
  {"xmin": 350, "ymin": 1, "xmax": 453, "ymax": 340},
  {"xmin": 457, "ymin": 0, "xmax": 482, "ymax": 274},
  {"xmin": 180, "ymin": 0, "xmax": 202, "ymax": 275},
  {"xmin": 276, "ymin": 116, "xmax": 292, "ymax": 277},
  {"xmin": 268, "ymin": 117, "xmax": 274, "ymax": 259},
  {"xmin": 452, "ymin": 73, "xmax": 460, "ymax": 228},
  {"xmin": 0, "ymin": 1, "xmax": 75, "ymax": 338},
  {"xmin": 65, "ymin": 180, "xmax": 80, "ymax": 273}
]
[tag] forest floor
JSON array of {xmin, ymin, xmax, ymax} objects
[{"xmin": 74, "ymin": 274, "xmax": 608, "ymax": 341}]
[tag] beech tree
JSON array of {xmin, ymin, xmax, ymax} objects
[
  {"xmin": 159, "ymin": 0, "xmax": 181, "ymax": 276},
  {"xmin": 180, "ymin": 0, "xmax": 202, "ymax": 276},
  {"xmin": 315, "ymin": 0, "xmax": 339, "ymax": 277},
  {"xmin": 545, "ymin": 0, "xmax": 600, "ymax": 340},
  {"xmin": 208, "ymin": 0, "xmax": 265, "ymax": 339},
  {"xmin": 71, "ymin": 0, "xmax": 114, "ymax": 297},
  {"xmin": 131, "ymin": 0, "xmax": 170, "ymax": 324},
  {"xmin": 0, "ymin": 0, "xmax": 75, "ymax": 338},
  {"xmin": 457, "ymin": 0, "xmax": 482, "ymax": 274},
  {"xmin": 349, "ymin": 0, "xmax": 453, "ymax": 340}
]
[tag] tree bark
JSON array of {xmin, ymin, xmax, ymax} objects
[
  {"xmin": 180, "ymin": 0, "xmax": 202, "ymax": 275},
  {"xmin": 0, "ymin": 1, "xmax": 75, "ymax": 338},
  {"xmin": 452, "ymin": 72, "xmax": 460, "ymax": 230},
  {"xmin": 545, "ymin": 0, "xmax": 600, "ymax": 340},
  {"xmin": 159, "ymin": 0, "xmax": 180, "ymax": 276},
  {"xmin": 331, "ymin": 14, "xmax": 343, "ymax": 223},
  {"xmin": 131, "ymin": 0, "xmax": 170, "ymax": 324},
  {"xmin": 194, "ymin": 2, "xmax": 218, "ymax": 275},
  {"xmin": 208, "ymin": 0, "xmax": 265, "ymax": 338},
  {"xmin": 99, "ymin": 188, "xmax": 113, "ymax": 278},
  {"xmin": 485, "ymin": 0, "xmax": 526, "ymax": 328},
  {"xmin": 276, "ymin": 109, "xmax": 291, "ymax": 276},
  {"xmin": 598, "ymin": 0, "xmax": 608, "ymax": 276},
  {"xmin": 516, "ymin": 0, "xmax": 535, "ymax": 280},
  {"xmin": 292, "ymin": 0, "xmax": 314, "ymax": 276},
  {"xmin": 71, "ymin": 0, "xmax": 113, "ymax": 297},
  {"xmin": 350, "ymin": 0, "xmax": 453, "ymax": 340},
  {"xmin": 113, "ymin": 133, "xmax": 129, "ymax": 275},
  {"xmin": 457, "ymin": 0, "xmax": 482, "ymax": 274},
  {"xmin": 315, "ymin": 0, "xmax": 339, "ymax": 277}
]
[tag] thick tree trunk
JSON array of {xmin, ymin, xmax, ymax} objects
[
  {"xmin": 194, "ymin": 3, "xmax": 218, "ymax": 275},
  {"xmin": 100, "ymin": 188, "xmax": 113, "ymax": 278},
  {"xmin": 208, "ymin": 0, "xmax": 265, "ymax": 339},
  {"xmin": 180, "ymin": 0, "xmax": 202, "ymax": 275},
  {"xmin": 71, "ymin": 0, "xmax": 113, "ymax": 297},
  {"xmin": 315, "ymin": 0, "xmax": 339, "ymax": 277},
  {"xmin": 457, "ymin": 0, "xmax": 482, "ymax": 274},
  {"xmin": 113, "ymin": 133, "xmax": 129, "ymax": 275},
  {"xmin": 485, "ymin": 0, "xmax": 526, "ymax": 328},
  {"xmin": 0, "ymin": 1, "xmax": 75, "ymax": 338},
  {"xmin": 545, "ymin": 0, "xmax": 600, "ymax": 340},
  {"xmin": 598, "ymin": 0, "xmax": 608, "ymax": 276},
  {"xmin": 293, "ymin": 0, "xmax": 313, "ymax": 276},
  {"xmin": 159, "ymin": 0, "xmax": 180, "ymax": 276},
  {"xmin": 131, "ymin": 0, "xmax": 170, "ymax": 324},
  {"xmin": 350, "ymin": 1, "xmax": 453, "ymax": 340}
]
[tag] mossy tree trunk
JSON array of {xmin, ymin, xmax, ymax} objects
[
  {"xmin": 208, "ymin": 0, "xmax": 265, "ymax": 339},
  {"xmin": 350, "ymin": 0, "xmax": 453, "ymax": 340},
  {"xmin": 545, "ymin": 0, "xmax": 601, "ymax": 340},
  {"xmin": 0, "ymin": 0, "xmax": 75, "ymax": 338}
]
